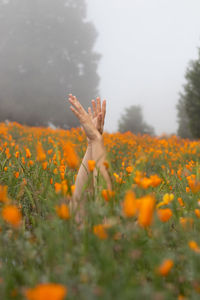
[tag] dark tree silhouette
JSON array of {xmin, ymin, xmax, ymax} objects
[
  {"xmin": 0, "ymin": 0, "xmax": 100, "ymax": 127},
  {"xmin": 118, "ymin": 105, "xmax": 155, "ymax": 135},
  {"xmin": 176, "ymin": 98, "xmax": 193, "ymax": 139},
  {"xmin": 177, "ymin": 48, "xmax": 200, "ymax": 139}
]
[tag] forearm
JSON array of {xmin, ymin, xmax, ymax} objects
[
  {"xmin": 73, "ymin": 142, "xmax": 92, "ymax": 200},
  {"xmin": 91, "ymin": 136, "xmax": 112, "ymax": 190}
]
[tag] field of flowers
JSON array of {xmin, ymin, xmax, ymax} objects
[{"xmin": 1, "ymin": 122, "xmax": 200, "ymax": 300}]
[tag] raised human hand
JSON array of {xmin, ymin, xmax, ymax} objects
[
  {"xmin": 68, "ymin": 94, "xmax": 102, "ymax": 141},
  {"xmin": 87, "ymin": 97, "xmax": 106, "ymax": 135}
]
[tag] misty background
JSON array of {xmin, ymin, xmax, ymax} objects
[{"xmin": 0, "ymin": 0, "xmax": 200, "ymax": 135}]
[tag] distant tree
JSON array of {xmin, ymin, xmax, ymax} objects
[
  {"xmin": 118, "ymin": 105, "xmax": 155, "ymax": 135},
  {"xmin": 177, "ymin": 48, "xmax": 200, "ymax": 138},
  {"xmin": 0, "ymin": 0, "xmax": 100, "ymax": 127},
  {"xmin": 176, "ymin": 98, "xmax": 193, "ymax": 139}
]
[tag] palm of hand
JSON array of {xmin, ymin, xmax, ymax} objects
[{"xmin": 68, "ymin": 94, "xmax": 106, "ymax": 140}]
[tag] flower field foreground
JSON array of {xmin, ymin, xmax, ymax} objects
[{"xmin": 1, "ymin": 122, "xmax": 200, "ymax": 299}]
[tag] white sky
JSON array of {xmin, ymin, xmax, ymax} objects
[{"xmin": 86, "ymin": 0, "xmax": 200, "ymax": 135}]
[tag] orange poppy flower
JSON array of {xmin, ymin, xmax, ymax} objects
[
  {"xmin": 93, "ymin": 224, "xmax": 108, "ymax": 240},
  {"xmin": 122, "ymin": 190, "xmax": 137, "ymax": 218},
  {"xmin": 2, "ymin": 205, "xmax": 22, "ymax": 227},
  {"xmin": 157, "ymin": 208, "xmax": 172, "ymax": 222},
  {"xmin": 88, "ymin": 160, "xmax": 96, "ymax": 172},
  {"xmin": 25, "ymin": 283, "xmax": 67, "ymax": 300},
  {"xmin": 157, "ymin": 259, "xmax": 174, "ymax": 276},
  {"xmin": 55, "ymin": 203, "xmax": 70, "ymax": 220},
  {"xmin": 138, "ymin": 195, "xmax": 155, "ymax": 227}
]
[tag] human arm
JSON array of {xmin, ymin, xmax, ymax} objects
[{"xmin": 68, "ymin": 94, "xmax": 111, "ymax": 200}]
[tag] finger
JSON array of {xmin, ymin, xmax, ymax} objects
[
  {"xmin": 96, "ymin": 97, "xmax": 101, "ymax": 115},
  {"xmin": 101, "ymin": 99, "xmax": 106, "ymax": 127},
  {"xmin": 88, "ymin": 107, "xmax": 93, "ymax": 118},
  {"xmin": 70, "ymin": 106, "xmax": 80, "ymax": 119},
  {"xmin": 97, "ymin": 112, "xmax": 102, "ymax": 132},
  {"xmin": 69, "ymin": 96, "xmax": 85, "ymax": 114},
  {"xmin": 91, "ymin": 99, "xmax": 97, "ymax": 117}
]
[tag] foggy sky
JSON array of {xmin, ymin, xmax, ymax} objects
[{"xmin": 86, "ymin": 0, "xmax": 200, "ymax": 135}]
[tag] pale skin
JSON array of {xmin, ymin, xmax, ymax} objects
[{"xmin": 68, "ymin": 94, "xmax": 112, "ymax": 202}]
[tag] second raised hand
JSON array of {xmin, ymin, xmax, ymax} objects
[
  {"xmin": 68, "ymin": 94, "xmax": 101, "ymax": 141},
  {"xmin": 88, "ymin": 97, "xmax": 106, "ymax": 135}
]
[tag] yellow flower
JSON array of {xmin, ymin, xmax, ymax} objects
[{"xmin": 157, "ymin": 193, "xmax": 174, "ymax": 208}]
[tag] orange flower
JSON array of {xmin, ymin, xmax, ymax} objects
[
  {"xmin": 54, "ymin": 183, "xmax": 62, "ymax": 193},
  {"xmin": 103, "ymin": 161, "xmax": 109, "ymax": 169},
  {"xmin": 157, "ymin": 259, "xmax": 174, "ymax": 276},
  {"xmin": 25, "ymin": 283, "xmax": 67, "ymax": 300},
  {"xmin": 93, "ymin": 224, "xmax": 108, "ymax": 240},
  {"xmin": 88, "ymin": 160, "xmax": 96, "ymax": 172},
  {"xmin": 139, "ymin": 177, "xmax": 152, "ymax": 189},
  {"xmin": 14, "ymin": 172, "xmax": 20, "ymax": 178},
  {"xmin": 177, "ymin": 197, "xmax": 185, "ymax": 207},
  {"xmin": 0, "ymin": 185, "xmax": 9, "ymax": 203},
  {"xmin": 101, "ymin": 189, "xmax": 115, "ymax": 202},
  {"xmin": 47, "ymin": 149, "xmax": 53, "ymax": 155},
  {"xmin": 5, "ymin": 148, "xmax": 11, "ymax": 159},
  {"xmin": 71, "ymin": 185, "xmax": 75, "ymax": 194},
  {"xmin": 42, "ymin": 162, "xmax": 48, "ymax": 170},
  {"xmin": 113, "ymin": 172, "xmax": 123, "ymax": 184},
  {"xmin": 157, "ymin": 208, "xmax": 172, "ymax": 222},
  {"xmin": 54, "ymin": 181, "xmax": 68, "ymax": 195},
  {"xmin": 15, "ymin": 151, "xmax": 19, "ymax": 158},
  {"xmin": 149, "ymin": 174, "xmax": 162, "ymax": 187},
  {"xmin": 122, "ymin": 190, "xmax": 137, "ymax": 217},
  {"xmin": 25, "ymin": 148, "xmax": 31, "ymax": 158},
  {"xmin": 188, "ymin": 240, "xmax": 200, "ymax": 253},
  {"xmin": 180, "ymin": 217, "xmax": 193, "ymax": 229},
  {"xmin": 2, "ymin": 205, "xmax": 22, "ymax": 227},
  {"xmin": 55, "ymin": 203, "xmax": 70, "ymax": 220},
  {"xmin": 138, "ymin": 195, "xmax": 155, "ymax": 227},
  {"xmin": 63, "ymin": 142, "xmax": 79, "ymax": 169},
  {"xmin": 28, "ymin": 160, "xmax": 34, "ymax": 167},
  {"xmin": 195, "ymin": 209, "xmax": 200, "ymax": 218},
  {"xmin": 36, "ymin": 141, "xmax": 46, "ymax": 162},
  {"xmin": 186, "ymin": 187, "xmax": 190, "ymax": 193},
  {"xmin": 126, "ymin": 166, "xmax": 133, "ymax": 174},
  {"xmin": 61, "ymin": 180, "xmax": 68, "ymax": 195}
]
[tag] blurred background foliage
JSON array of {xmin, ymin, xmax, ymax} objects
[{"xmin": 0, "ymin": 0, "xmax": 100, "ymax": 128}]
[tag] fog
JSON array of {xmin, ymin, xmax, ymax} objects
[
  {"xmin": 86, "ymin": 0, "xmax": 200, "ymax": 135},
  {"xmin": 0, "ymin": 0, "xmax": 200, "ymax": 135}
]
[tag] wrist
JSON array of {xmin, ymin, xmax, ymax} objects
[{"xmin": 87, "ymin": 133, "xmax": 103, "ymax": 145}]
